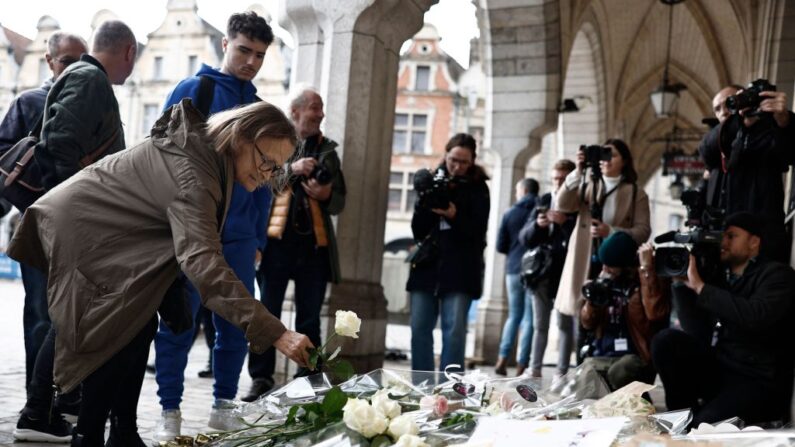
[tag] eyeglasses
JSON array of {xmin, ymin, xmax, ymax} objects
[{"xmin": 253, "ymin": 143, "xmax": 284, "ymax": 177}]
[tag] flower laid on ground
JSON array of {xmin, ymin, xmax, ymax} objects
[
  {"xmin": 342, "ymin": 397, "xmax": 389, "ymax": 438},
  {"xmin": 419, "ymin": 394, "xmax": 449, "ymax": 417},
  {"xmin": 307, "ymin": 310, "xmax": 362, "ymax": 380},
  {"xmin": 393, "ymin": 434, "xmax": 430, "ymax": 447},
  {"xmin": 387, "ymin": 414, "xmax": 420, "ymax": 439},
  {"xmin": 372, "ymin": 389, "xmax": 402, "ymax": 419}
]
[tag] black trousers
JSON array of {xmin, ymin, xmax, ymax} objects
[
  {"xmin": 651, "ymin": 328, "xmax": 790, "ymax": 426},
  {"xmin": 75, "ymin": 317, "xmax": 158, "ymax": 446}
]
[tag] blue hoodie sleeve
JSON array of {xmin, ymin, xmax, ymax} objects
[
  {"xmin": 163, "ymin": 77, "xmax": 201, "ymax": 112},
  {"xmin": 253, "ymin": 187, "xmax": 272, "ymax": 252}
]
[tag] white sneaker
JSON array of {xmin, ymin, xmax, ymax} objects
[
  {"xmin": 208, "ymin": 399, "xmax": 245, "ymax": 431},
  {"xmin": 152, "ymin": 409, "xmax": 181, "ymax": 446}
]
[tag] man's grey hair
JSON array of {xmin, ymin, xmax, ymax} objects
[
  {"xmin": 47, "ymin": 32, "xmax": 87, "ymax": 57},
  {"xmin": 288, "ymin": 84, "xmax": 321, "ymax": 112},
  {"xmin": 92, "ymin": 20, "xmax": 136, "ymax": 54}
]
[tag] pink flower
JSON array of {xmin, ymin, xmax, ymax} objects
[{"xmin": 419, "ymin": 395, "xmax": 449, "ymax": 417}]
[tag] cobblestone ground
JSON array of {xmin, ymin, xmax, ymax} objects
[{"xmin": 0, "ymin": 278, "xmax": 664, "ymax": 446}]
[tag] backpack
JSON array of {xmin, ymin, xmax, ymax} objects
[
  {"xmin": 520, "ymin": 243, "xmax": 554, "ymax": 288},
  {"xmin": 0, "ymin": 114, "xmax": 118, "ymax": 210}
]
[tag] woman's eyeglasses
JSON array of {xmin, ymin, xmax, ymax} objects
[{"xmin": 254, "ymin": 143, "xmax": 285, "ymax": 177}]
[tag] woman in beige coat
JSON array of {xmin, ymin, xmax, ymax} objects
[
  {"xmin": 9, "ymin": 99, "xmax": 314, "ymax": 446},
  {"xmin": 553, "ymin": 138, "xmax": 651, "ymax": 375}
]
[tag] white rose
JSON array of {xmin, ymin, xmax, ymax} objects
[
  {"xmin": 394, "ymin": 434, "xmax": 429, "ymax": 447},
  {"xmin": 335, "ymin": 310, "xmax": 361, "ymax": 338},
  {"xmin": 342, "ymin": 398, "xmax": 388, "ymax": 438},
  {"xmin": 371, "ymin": 389, "xmax": 402, "ymax": 419},
  {"xmin": 387, "ymin": 414, "xmax": 419, "ymax": 439}
]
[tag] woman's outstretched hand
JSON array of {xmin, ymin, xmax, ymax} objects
[{"xmin": 273, "ymin": 330, "xmax": 315, "ymax": 367}]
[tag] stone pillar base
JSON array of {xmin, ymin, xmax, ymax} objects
[
  {"xmin": 327, "ymin": 280, "xmax": 388, "ymax": 373},
  {"xmin": 473, "ymin": 296, "xmax": 508, "ymax": 366}
]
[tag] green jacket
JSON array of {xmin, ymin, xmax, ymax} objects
[{"xmin": 35, "ymin": 54, "xmax": 125, "ymax": 190}]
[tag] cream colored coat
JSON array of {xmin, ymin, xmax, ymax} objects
[{"xmin": 553, "ymin": 170, "xmax": 651, "ymax": 316}]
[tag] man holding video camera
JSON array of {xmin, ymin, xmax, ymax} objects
[
  {"xmin": 579, "ymin": 232, "xmax": 670, "ymax": 391},
  {"xmin": 699, "ymin": 80, "xmax": 795, "ymax": 262},
  {"xmin": 652, "ymin": 212, "xmax": 795, "ymax": 426}
]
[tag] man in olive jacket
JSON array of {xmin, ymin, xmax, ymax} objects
[{"xmin": 12, "ymin": 20, "xmax": 138, "ymax": 444}]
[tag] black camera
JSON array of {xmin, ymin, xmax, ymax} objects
[
  {"xmin": 654, "ymin": 188, "xmax": 725, "ymax": 278},
  {"xmin": 725, "ymin": 79, "xmax": 776, "ymax": 115},
  {"xmin": 309, "ymin": 163, "xmax": 332, "ymax": 185},
  {"xmin": 581, "ymin": 276, "xmax": 634, "ymax": 307},
  {"xmin": 580, "ymin": 145, "xmax": 613, "ymax": 173},
  {"xmin": 413, "ymin": 168, "xmax": 451, "ymax": 210}
]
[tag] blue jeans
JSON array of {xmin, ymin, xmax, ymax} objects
[
  {"xmin": 410, "ymin": 291, "xmax": 472, "ymax": 372},
  {"xmin": 498, "ymin": 274, "xmax": 534, "ymax": 365},
  {"xmin": 155, "ymin": 239, "xmax": 254, "ymax": 409},
  {"xmin": 21, "ymin": 263, "xmax": 50, "ymax": 391}
]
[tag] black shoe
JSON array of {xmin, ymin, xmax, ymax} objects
[
  {"xmin": 13, "ymin": 408, "xmax": 73, "ymax": 443},
  {"xmin": 240, "ymin": 377, "xmax": 274, "ymax": 403},
  {"xmin": 197, "ymin": 360, "xmax": 213, "ymax": 378},
  {"xmin": 105, "ymin": 427, "xmax": 146, "ymax": 447}
]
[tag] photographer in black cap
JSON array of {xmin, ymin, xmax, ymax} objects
[
  {"xmin": 651, "ymin": 212, "xmax": 795, "ymax": 426},
  {"xmin": 579, "ymin": 232, "xmax": 670, "ymax": 391},
  {"xmin": 699, "ymin": 81, "xmax": 795, "ymax": 262}
]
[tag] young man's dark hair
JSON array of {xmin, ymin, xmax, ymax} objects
[{"xmin": 227, "ymin": 11, "xmax": 274, "ymax": 46}]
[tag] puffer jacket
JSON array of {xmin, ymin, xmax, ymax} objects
[{"xmin": 7, "ymin": 99, "xmax": 286, "ymax": 392}]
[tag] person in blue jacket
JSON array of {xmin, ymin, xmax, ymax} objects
[
  {"xmin": 151, "ymin": 11, "xmax": 276, "ymax": 441},
  {"xmin": 494, "ymin": 178, "xmax": 538, "ymax": 376}
]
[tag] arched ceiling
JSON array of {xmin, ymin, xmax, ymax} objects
[{"xmin": 558, "ymin": 0, "xmax": 759, "ymax": 185}]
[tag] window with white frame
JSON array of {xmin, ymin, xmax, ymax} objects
[
  {"xmin": 392, "ymin": 112, "xmax": 428, "ymax": 154},
  {"xmin": 142, "ymin": 104, "xmax": 159, "ymax": 135},
  {"xmin": 415, "ymin": 65, "xmax": 430, "ymax": 91},
  {"xmin": 187, "ymin": 55, "xmax": 198, "ymax": 76},
  {"xmin": 153, "ymin": 56, "xmax": 164, "ymax": 80},
  {"xmin": 388, "ymin": 170, "xmax": 415, "ymax": 214}
]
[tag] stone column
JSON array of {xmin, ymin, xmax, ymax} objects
[
  {"xmin": 279, "ymin": 0, "xmax": 437, "ymax": 372},
  {"xmin": 473, "ymin": 0, "xmax": 562, "ymax": 365}
]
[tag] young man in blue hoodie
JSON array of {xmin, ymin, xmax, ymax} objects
[{"xmin": 152, "ymin": 11, "xmax": 275, "ymax": 441}]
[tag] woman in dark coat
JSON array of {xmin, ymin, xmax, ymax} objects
[{"xmin": 406, "ymin": 133, "xmax": 490, "ymax": 373}]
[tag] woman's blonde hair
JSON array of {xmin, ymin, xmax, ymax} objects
[{"xmin": 205, "ymin": 101, "xmax": 297, "ymax": 156}]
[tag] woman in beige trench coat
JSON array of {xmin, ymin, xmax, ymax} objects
[
  {"xmin": 9, "ymin": 99, "xmax": 314, "ymax": 446},
  {"xmin": 553, "ymin": 139, "xmax": 651, "ymax": 375}
]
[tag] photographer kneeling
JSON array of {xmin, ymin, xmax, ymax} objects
[
  {"xmin": 580, "ymin": 232, "xmax": 670, "ymax": 391},
  {"xmin": 651, "ymin": 212, "xmax": 795, "ymax": 426},
  {"xmin": 407, "ymin": 133, "xmax": 490, "ymax": 373}
]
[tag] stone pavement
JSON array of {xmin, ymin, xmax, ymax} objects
[{"xmin": 0, "ymin": 278, "xmax": 665, "ymax": 446}]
